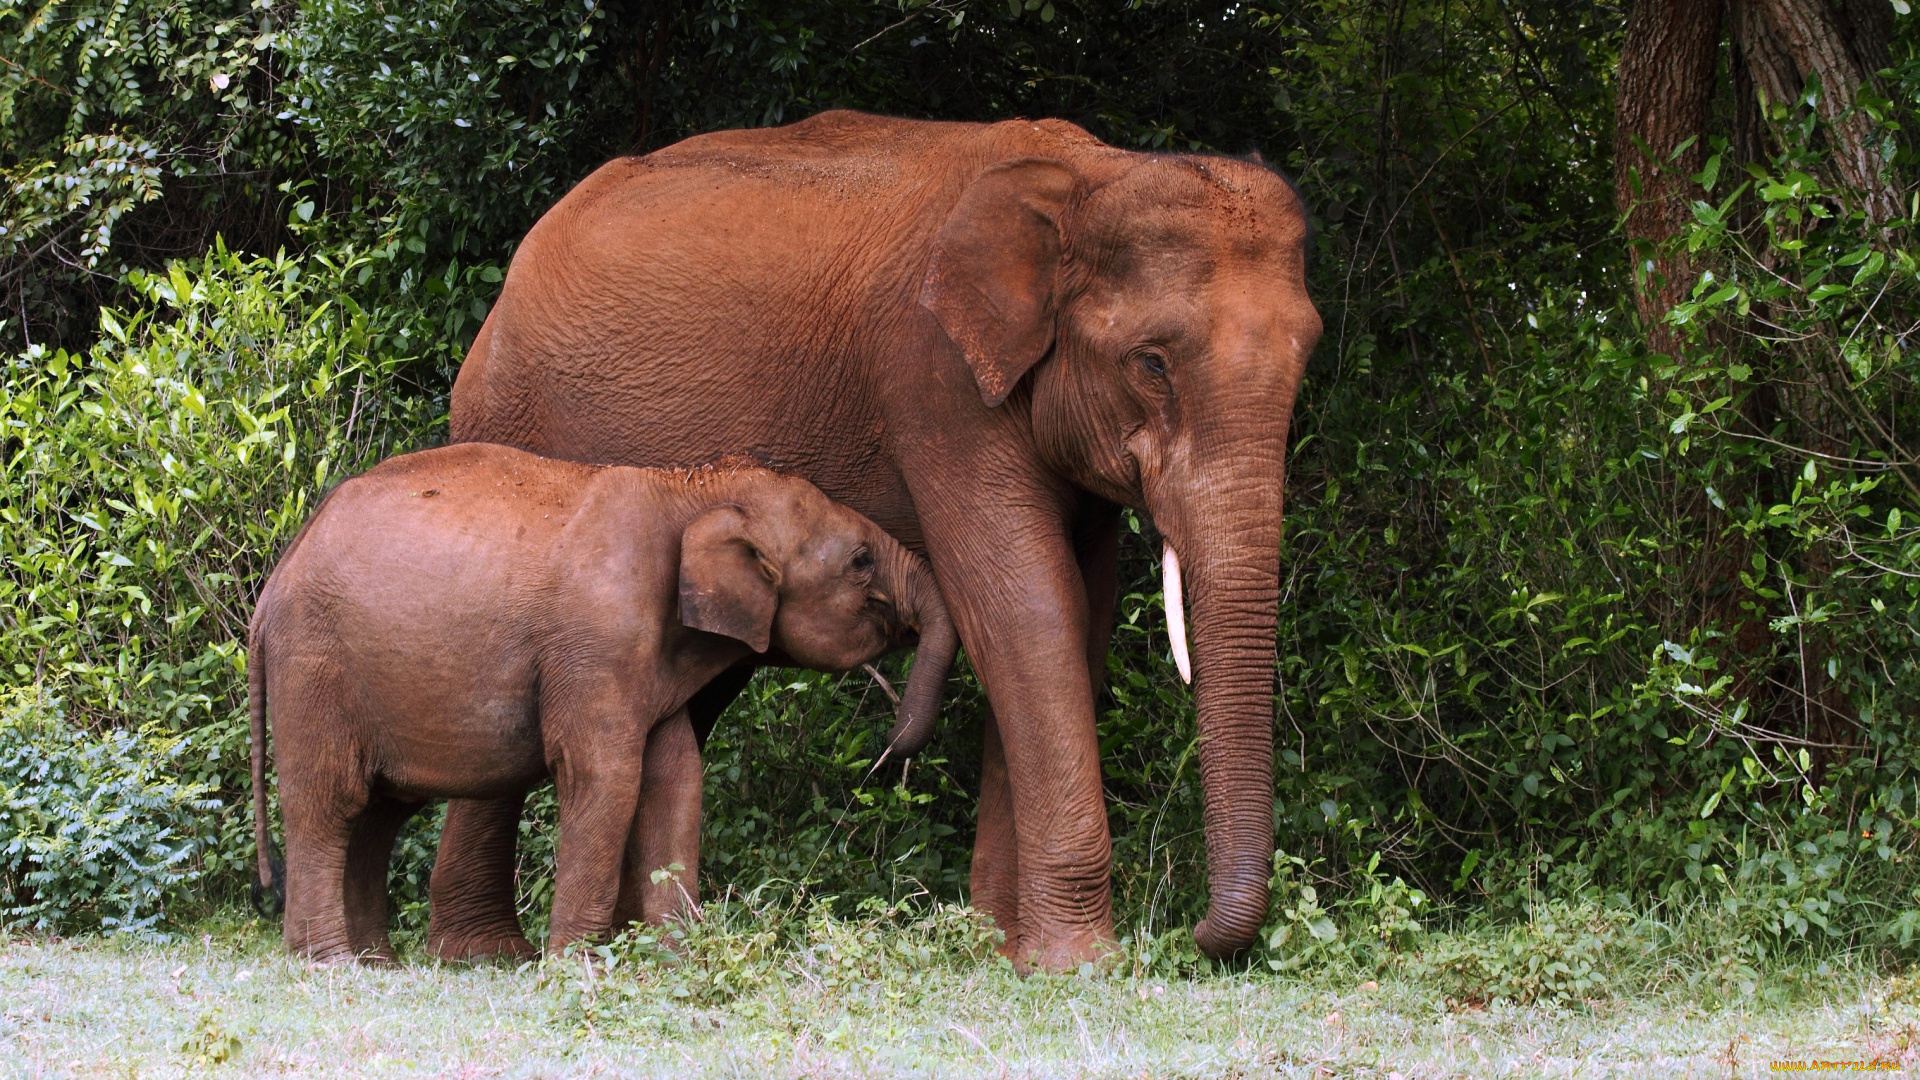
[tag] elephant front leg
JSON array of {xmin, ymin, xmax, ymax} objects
[
  {"xmin": 547, "ymin": 725, "xmax": 646, "ymax": 952},
  {"xmin": 922, "ymin": 505, "xmax": 1116, "ymax": 972},
  {"xmin": 613, "ymin": 708, "xmax": 703, "ymax": 931},
  {"xmin": 1073, "ymin": 502, "xmax": 1124, "ymax": 707},
  {"xmin": 968, "ymin": 502, "xmax": 1121, "ymax": 964},
  {"xmin": 427, "ymin": 794, "xmax": 535, "ymax": 962}
]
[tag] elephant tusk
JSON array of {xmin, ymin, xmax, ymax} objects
[{"xmin": 1162, "ymin": 545, "xmax": 1192, "ymax": 684}]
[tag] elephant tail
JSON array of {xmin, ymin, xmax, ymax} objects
[{"xmin": 248, "ymin": 623, "xmax": 284, "ymax": 915}]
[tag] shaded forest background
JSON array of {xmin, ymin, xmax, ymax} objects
[{"xmin": 2, "ymin": 0, "xmax": 1918, "ymax": 965}]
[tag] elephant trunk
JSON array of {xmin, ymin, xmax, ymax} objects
[
  {"xmin": 1158, "ymin": 469, "xmax": 1284, "ymax": 960},
  {"xmin": 881, "ymin": 554, "xmax": 958, "ymax": 760}
]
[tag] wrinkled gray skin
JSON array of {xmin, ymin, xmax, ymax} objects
[{"xmin": 249, "ymin": 444, "xmax": 955, "ymax": 962}]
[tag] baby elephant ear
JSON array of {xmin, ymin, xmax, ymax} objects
[{"xmin": 678, "ymin": 504, "xmax": 777, "ymax": 654}]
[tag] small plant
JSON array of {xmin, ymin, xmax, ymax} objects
[
  {"xmin": 1405, "ymin": 900, "xmax": 1641, "ymax": 1006},
  {"xmin": 789, "ymin": 895, "xmax": 1002, "ymax": 1000},
  {"xmin": 538, "ymin": 887, "xmax": 1004, "ymax": 1033},
  {"xmin": 181, "ymin": 1008, "xmax": 242, "ymax": 1066},
  {"xmin": 1117, "ymin": 923, "xmax": 1206, "ymax": 979},
  {"xmin": 540, "ymin": 889, "xmax": 785, "ymax": 1017},
  {"xmin": 1260, "ymin": 850, "xmax": 1345, "ymax": 972},
  {"xmin": 1257, "ymin": 849, "xmax": 1427, "ymax": 973},
  {"xmin": 0, "ymin": 691, "xmax": 220, "ymax": 937}
]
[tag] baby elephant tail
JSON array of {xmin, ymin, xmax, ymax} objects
[
  {"xmin": 882, "ymin": 556, "xmax": 959, "ymax": 761},
  {"xmin": 248, "ymin": 629, "xmax": 284, "ymax": 916}
]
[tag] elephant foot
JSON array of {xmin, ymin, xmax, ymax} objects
[
  {"xmin": 1009, "ymin": 929, "xmax": 1120, "ymax": 976},
  {"xmin": 426, "ymin": 927, "xmax": 537, "ymax": 964},
  {"xmin": 292, "ymin": 942, "xmax": 385, "ymax": 966},
  {"xmin": 978, "ymin": 912, "xmax": 1020, "ymax": 962}
]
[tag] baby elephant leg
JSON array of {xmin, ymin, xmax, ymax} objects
[
  {"xmin": 271, "ymin": 666, "xmax": 381, "ymax": 964},
  {"xmin": 547, "ymin": 702, "xmax": 646, "ymax": 951},
  {"xmin": 613, "ymin": 708, "xmax": 703, "ymax": 930},
  {"xmin": 342, "ymin": 794, "xmax": 423, "ymax": 962},
  {"xmin": 427, "ymin": 794, "xmax": 536, "ymax": 962},
  {"xmin": 278, "ymin": 755, "xmax": 370, "ymax": 963}
]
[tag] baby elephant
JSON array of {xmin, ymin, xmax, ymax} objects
[{"xmin": 249, "ymin": 443, "xmax": 956, "ymax": 962}]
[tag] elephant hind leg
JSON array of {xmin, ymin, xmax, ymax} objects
[
  {"xmin": 342, "ymin": 793, "xmax": 422, "ymax": 962},
  {"xmin": 275, "ymin": 687, "xmax": 373, "ymax": 963},
  {"xmin": 428, "ymin": 794, "xmax": 537, "ymax": 962},
  {"xmin": 971, "ymin": 709, "xmax": 1022, "ymax": 959},
  {"xmin": 281, "ymin": 783, "xmax": 366, "ymax": 963}
]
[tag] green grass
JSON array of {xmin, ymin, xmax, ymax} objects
[{"xmin": 4, "ymin": 909, "xmax": 1919, "ymax": 1079}]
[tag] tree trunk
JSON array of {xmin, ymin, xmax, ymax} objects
[
  {"xmin": 1731, "ymin": 0, "xmax": 1801, "ymax": 170},
  {"xmin": 1615, "ymin": 0, "xmax": 1725, "ymax": 355},
  {"xmin": 1733, "ymin": 0, "xmax": 1900, "ymax": 221}
]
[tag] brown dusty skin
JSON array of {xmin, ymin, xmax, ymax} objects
[
  {"xmin": 248, "ymin": 443, "xmax": 952, "ymax": 962},
  {"xmin": 444, "ymin": 111, "xmax": 1321, "ymax": 967}
]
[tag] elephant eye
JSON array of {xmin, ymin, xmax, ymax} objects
[
  {"xmin": 1135, "ymin": 348, "xmax": 1168, "ymax": 377},
  {"xmin": 848, "ymin": 548, "xmax": 875, "ymax": 574}
]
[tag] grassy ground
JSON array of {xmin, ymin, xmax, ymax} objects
[{"xmin": 4, "ymin": 912, "xmax": 1920, "ymax": 1079}]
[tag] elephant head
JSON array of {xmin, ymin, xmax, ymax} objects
[
  {"xmin": 921, "ymin": 152, "xmax": 1321, "ymax": 958},
  {"xmin": 678, "ymin": 476, "xmax": 959, "ymax": 759}
]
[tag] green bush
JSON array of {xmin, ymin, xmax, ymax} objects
[
  {"xmin": 0, "ymin": 690, "xmax": 220, "ymax": 936},
  {"xmin": 0, "ymin": 243, "xmax": 437, "ymax": 928},
  {"xmin": 0, "ymin": 0, "xmax": 304, "ymax": 351},
  {"xmin": 1, "ymin": 244, "xmax": 436, "ymax": 723},
  {"xmin": 699, "ymin": 664, "xmax": 978, "ymax": 905},
  {"xmin": 1403, "ymin": 900, "xmax": 1643, "ymax": 1007}
]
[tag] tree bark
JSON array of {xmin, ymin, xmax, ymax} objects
[
  {"xmin": 1735, "ymin": 0, "xmax": 1900, "ymax": 221},
  {"xmin": 1731, "ymin": 0, "xmax": 1802, "ymax": 169},
  {"xmin": 1615, "ymin": 0, "xmax": 1726, "ymax": 355}
]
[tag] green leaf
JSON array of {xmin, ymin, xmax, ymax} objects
[
  {"xmin": 1853, "ymin": 250, "xmax": 1886, "ymax": 285},
  {"xmin": 1691, "ymin": 153, "xmax": 1721, "ymax": 191}
]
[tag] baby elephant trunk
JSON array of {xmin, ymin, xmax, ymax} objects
[{"xmin": 881, "ymin": 555, "xmax": 958, "ymax": 761}]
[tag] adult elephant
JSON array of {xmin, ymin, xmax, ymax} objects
[{"xmin": 441, "ymin": 110, "xmax": 1320, "ymax": 970}]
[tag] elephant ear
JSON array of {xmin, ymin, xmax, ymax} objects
[
  {"xmin": 678, "ymin": 504, "xmax": 777, "ymax": 653},
  {"xmin": 919, "ymin": 158, "xmax": 1078, "ymax": 408}
]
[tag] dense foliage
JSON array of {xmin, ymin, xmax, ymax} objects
[
  {"xmin": 2, "ymin": 0, "xmax": 1917, "ymax": 976},
  {"xmin": 0, "ymin": 689, "xmax": 220, "ymax": 935}
]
